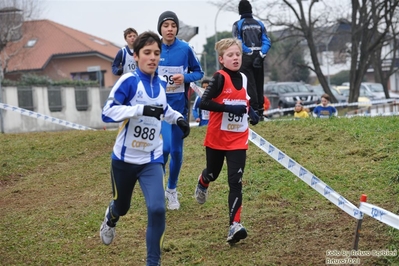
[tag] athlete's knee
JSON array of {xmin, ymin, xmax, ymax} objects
[
  {"xmin": 228, "ymin": 172, "xmax": 243, "ymax": 186},
  {"xmin": 147, "ymin": 204, "xmax": 166, "ymax": 220},
  {"xmin": 110, "ymin": 202, "xmax": 129, "ymax": 217},
  {"xmin": 202, "ymin": 169, "xmax": 217, "ymax": 183}
]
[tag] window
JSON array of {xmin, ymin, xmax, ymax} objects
[
  {"xmin": 25, "ymin": 39, "xmax": 37, "ymax": 48},
  {"xmin": 17, "ymin": 87, "xmax": 34, "ymax": 110},
  {"xmin": 48, "ymin": 87, "xmax": 63, "ymax": 112},
  {"xmin": 75, "ymin": 87, "xmax": 89, "ymax": 111},
  {"xmin": 92, "ymin": 39, "xmax": 106, "ymax": 45},
  {"xmin": 70, "ymin": 71, "xmax": 105, "ymax": 87}
]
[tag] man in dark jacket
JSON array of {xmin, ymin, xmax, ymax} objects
[{"xmin": 232, "ymin": 0, "xmax": 271, "ymax": 120}]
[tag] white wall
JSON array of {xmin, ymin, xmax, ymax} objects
[{"xmin": 0, "ymin": 86, "xmax": 118, "ymax": 133}]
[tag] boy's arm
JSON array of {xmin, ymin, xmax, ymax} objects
[
  {"xmin": 260, "ymin": 22, "xmax": 272, "ymax": 56},
  {"xmin": 183, "ymin": 45, "xmax": 204, "ymax": 83},
  {"xmin": 199, "ymin": 73, "xmax": 225, "ymax": 112},
  {"xmin": 112, "ymin": 50, "xmax": 123, "ymax": 76}
]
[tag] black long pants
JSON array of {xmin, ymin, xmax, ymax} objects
[
  {"xmin": 201, "ymin": 147, "xmax": 246, "ymax": 225},
  {"xmin": 240, "ymin": 53, "xmax": 264, "ymax": 113}
]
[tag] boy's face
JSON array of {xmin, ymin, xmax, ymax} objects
[
  {"xmin": 133, "ymin": 42, "xmax": 160, "ymax": 75},
  {"xmin": 201, "ymin": 82, "xmax": 209, "ymax": 89},
  {"xmin": 219, "ymin": 44, "xmax": 242, "ymax": 72},
  {"xmin": 321, "ymin": 97, "xmax": 329, "ymax": 106},
  {"xmin": 160, "ymin": 20, "xmax": 177, "ymax": 42},
  {"xmin": 125, "ymin": 33, "xmax": 137, "ymax": 47}
]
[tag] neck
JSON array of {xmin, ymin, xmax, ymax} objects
[
  {"xmin": 162, "ymin": 38, "xmax": 175, "ymax": 46},
  {"xmin": 240, "ymin": 13, "xmax": 253, "ymax": 19}
]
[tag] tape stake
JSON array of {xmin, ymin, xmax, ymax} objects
[{"xmin": 360, "ymin": 194, "xmax": 367, "ymax": 202}]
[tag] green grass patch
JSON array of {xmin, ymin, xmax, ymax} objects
[{"xmin": 1, "ymin": 117, "xmax": 399, "ymax": 265}]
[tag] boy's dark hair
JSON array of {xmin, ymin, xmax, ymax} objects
[
  {"xmin": 321, "ymin": 93, "xmax": 331, "ymax": 102},
  {"xmin": 124, "ymin": 27, "xmax": 138, "ymax": 39},
  {"xmin": 133, "ymin": 31, "xmax": 162, "ymax": 55},
  {"xmin": 201, "ymin": 79, "xmax": 210, "ymax": 86}
]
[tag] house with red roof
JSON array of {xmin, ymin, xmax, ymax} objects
[{"xmin": 2, "ymin": 19, "xmax": 121, "ymax": 88}]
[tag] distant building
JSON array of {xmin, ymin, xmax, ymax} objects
[
  {"xmin": 270, "ymin": 20, "xmax": 399, "ymax": 91},
  {"xmin": 1, "ymin": 19, "xmax": 121, "ymax": 87}
]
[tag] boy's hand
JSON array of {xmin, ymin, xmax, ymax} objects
[
  {"xmin": 248, "ymin": 107, "xmax": 260, "ymax": 125},
  {"xmin": 143, "ymin": 105, "xmax": 164, "ymax": 120},
  {"xmin": 172, "ymin": 74, "xmax": 184, "ymax": 85},
  {"xmin": 177, "ymin": 117, "xmax": 190, "ymax": 139},
  {"xmin": 224, "ymin": 105, "xmax": 247, "ymax": 117}
]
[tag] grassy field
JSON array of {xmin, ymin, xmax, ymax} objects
[{"xmin": 1, "ymin": 116, "xmax": 399, "ymax": 265}]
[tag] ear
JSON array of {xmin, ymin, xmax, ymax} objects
[
  {"xmin": 133, "ymin": 52, "xmax": 139, "ymax": 62},
  {"xmin": 218, "ymin": 55, "xmax": 223, "ymax": 65}
]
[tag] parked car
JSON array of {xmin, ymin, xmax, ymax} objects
[
  {"xmin": 342, "ymin": 82, "xmax": 399, "ymax": 99},
  {"xmin": 335, "ymin": 86, "xmax": 376, "ymax": 106},
  {"xmin": 309, "ymin": 85, "xmax": 347, "ymax": 104},
  {"xmin": 263, "ymin": 82, "xmax": 319, "ymax": 115}
]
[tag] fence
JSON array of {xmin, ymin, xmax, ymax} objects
[{"xmin": 0, "ymin": 86, "xmax": 114, "ymax": 133}]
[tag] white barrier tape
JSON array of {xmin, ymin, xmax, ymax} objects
[
  {"xmin": 359, "ymin": 202, "xmax": 399, "ymax": 230},
  {"xmin": 0, "ymin": 102, "xmax": 93, "ymax": 131},
  {"xmin": 249, "ymin": 129, "xmax": 361, "ymax": 219},
  {"xmin": 346, "ymin": 112, "xmax": 399, "ymax": 118},
  {"xmin": 264, "ymin": 99, "xmax": 396, "ymax": 116},
  {"xmin": 191, "ymin": 82, "xmax": 205, "ymax": 97},
  {"xmin": 190, "ymin": 82, "xmax": 361, "ymax": 219}
]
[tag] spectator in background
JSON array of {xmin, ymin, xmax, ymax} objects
[
  {"xmin": 313, "ymin": 93, "xmax": 337, "ymax": 118},
  {"xmin": 263, "ymin": 95, "xmax": 270, "ymax": 118},
  {"xmin": 294, "ymin": 101, "xmax": 310, "ymax": 119},
  {"xmin": 192, "ymin": 79, "xmax": 210, "ymax": 126},
  {"xmin": 112, "ymin": 28, "xmax": 138, "ymax": 76},
  {"xmin": 232, "ymin": 0, "xmax": 271, "ymax": 121}
]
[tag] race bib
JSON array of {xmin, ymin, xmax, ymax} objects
[
  {"xmin": 220, "ymin": 102, "xmax": 248, "ymax": 132},
  {"xmin": 158, "ymin": 66, "xmax": 185, "ymax": 94},
  {"xmin": 201, "ymin": 110, "xmax": 210, "ymax": 120},
  {"xmin": 125, "ymin": 116, "xmax": 161, "ymax": 152}
]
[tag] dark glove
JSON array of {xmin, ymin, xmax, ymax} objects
[
  {"xmin": 176, "ymin": 117, "xmax": 190, "ymax": 139},
  {"xmin": 224, "ymin": 105, "xmax": 247, "ymax": 117},
  {"xmin": 143, "ymin": 105, "xmax": 164, "ymax": 120},
  {"xmin": 253, "ymin": 55, "xmax": 263, "ymax": 68},
  {"xmin": 116, "ymin": 69, "xmax": 123, "ymax": 75},
  {"xmin": 248, "ymin": 107, "xmax": 260, "ymax": 125}
]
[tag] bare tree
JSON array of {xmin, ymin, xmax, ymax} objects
[
  {"xmin": 0, "ymin": 0, "xmax": 41, "ymax": 80},
  {"xmin": 214, "ymin": 1, "xmax": 399, "ymax": 104},
  {"xmin": 347, "ymin": 1, "xmax": 399, "ymax": 102},
  {"xmin": 213, "ymin": 0, "xmax": 341, "ymax": 102},
  {"xmin": 370, "ymin": 6, "xmax": 399, "ymax": 98}
]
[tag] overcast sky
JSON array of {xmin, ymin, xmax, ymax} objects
[{"xmin": 39, "ymin": 0, "xmax": 239, "ymax": 55}]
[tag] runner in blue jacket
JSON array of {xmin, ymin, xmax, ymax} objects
[
  {"xmin": 157, "ymin": 10, "xmax": 204, "ymax": 210},
  {"xmin": 100, "ymin": 31, "xmax": 190, "ymax": 266}
]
